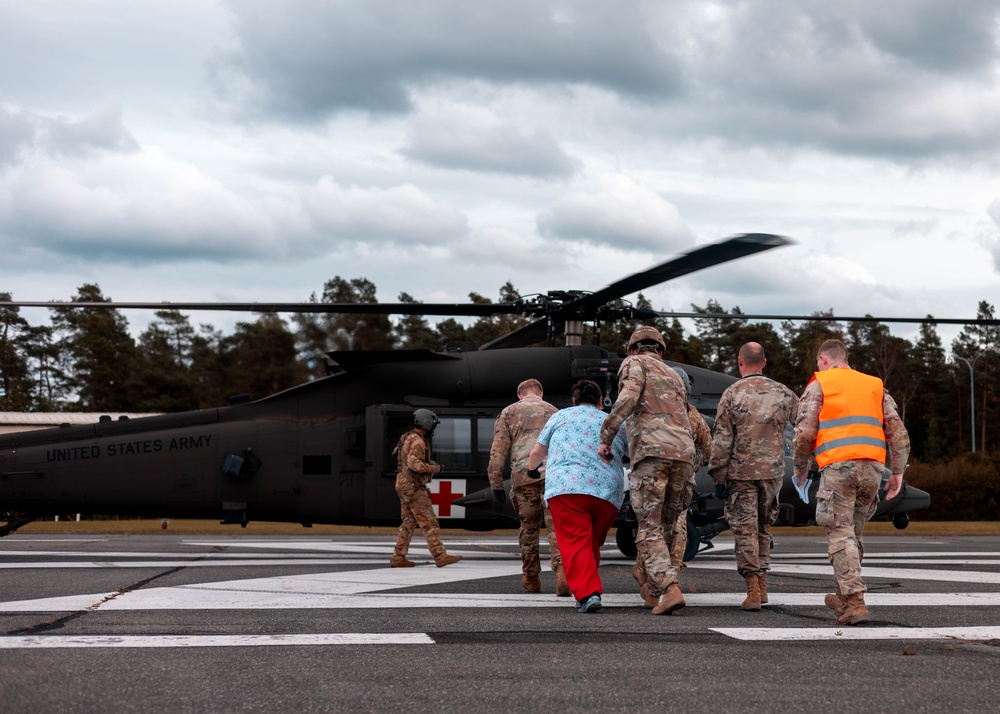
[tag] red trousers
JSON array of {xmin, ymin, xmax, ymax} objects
[{"xmin": 547, "ymin": 493, "xmax": 620, "ymax": 601}]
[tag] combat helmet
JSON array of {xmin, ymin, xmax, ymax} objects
[
  {"xmin": 627, "ymin": 326, "xmax": 666, "ymax": 354},
  {"xmin": 413, "ymin": 408, "xmax": 440, "ymax": 433}
]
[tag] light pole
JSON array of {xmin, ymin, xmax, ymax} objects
[{"xmin": 953, "ymin": 349, "xmax": 997, "ymax": 453}]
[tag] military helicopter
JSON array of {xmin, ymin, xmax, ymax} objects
[{"xmin": 0, "ymin": 234, "xmax": 934, "ymax": 559}]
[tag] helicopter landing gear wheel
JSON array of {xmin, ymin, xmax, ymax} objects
[
  {"xmin": 615, "ymin": 524, "xmax": 637, "ymax": 558},
  {"xmin": 683, "ymin": 513, "xmax": 700, "ymax": 562}
]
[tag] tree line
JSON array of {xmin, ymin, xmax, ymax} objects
[{"xmin": 1, "ymin": 278, "xmax": 997, "ymax": 465}]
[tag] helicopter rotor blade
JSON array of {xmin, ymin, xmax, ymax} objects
[
  {"xmin": 649, "ymin": 311, "xmax": 1000, "ymax": 326},
  {"xmin": 478, "ymin": 318, "xmax": 550, "ymax": 350},
  {"xmin": 565, "ymin": 233, "xmax": 791, "ymax": 317},
  {"xmin": 0, "ymin": 301, "xmax": 520, "ymax": 317}
]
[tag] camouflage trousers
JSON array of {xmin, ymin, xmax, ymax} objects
[
  {"xmin": 815, "ymin": 460, "xmax": 881, "ymax": 596},
  {"xmin": 724, "ymin": 478, "xmax": 783, "ymax": 576},
  {"xmin": 511, "ymin": 481, "xmax": 562, "ymax": 577},
  {"xmin": 637, "ymin": 469, "xmax": 694, "ymax": 576},
  {"xmin": 394, "ymin": 479, "xmax": 447, "ymax": 561},
  {"xmin": 629, "ymin": 457, "xmax": 693, "ymax": 596}
]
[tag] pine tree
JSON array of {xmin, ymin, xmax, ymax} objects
[{"xmin": 51, "ymin": 285, "xmax": 138, "ymax": 411}]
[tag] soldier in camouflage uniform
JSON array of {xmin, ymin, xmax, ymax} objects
[
  {"xmin": 793, "ymin": 339, "xmax": 910, "ymax": 625},
  {"xmin": 709, "ymin": 342, "xmax": 798, "ymax": 610},
  {"xmin": 599, "ymin": 327, "xmax": 694, "ymax": 616},
  {"xmin": 488, "ymin": 379, "xmax": 565, "ymax": 594},
  {"xmin": 391, "ymin": 409, "xmax": 462, "ymax": 568},
  {"xmin": 632, "ymin": 367, "xmax": 711, "ymax": 589}
]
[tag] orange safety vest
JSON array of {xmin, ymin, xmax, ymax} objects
[{"xmin": 813, "ymin": 368, "xmax": 886, "ymax": 468}]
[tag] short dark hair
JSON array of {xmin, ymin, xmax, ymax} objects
[
  {"xmin": 818, "ymin": 339, "xmax": 848, "ymax": 364},
  {"xmin": 572, "ymin": 379, "xmax": 603, "ymax": 407}
]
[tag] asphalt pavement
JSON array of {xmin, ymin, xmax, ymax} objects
[{"xmin": 1, "ymin": 531, "xmax": 998, "ymax": 712}]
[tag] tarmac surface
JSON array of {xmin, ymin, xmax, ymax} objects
[{"xmin": 1, "ymin": 531, "xmax": 999, "ymax": 712}]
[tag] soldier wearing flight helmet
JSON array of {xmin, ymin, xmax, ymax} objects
[
  {"xmin": 599, "ymin": 326, "xmax": 695, "ymax": 615},
  {"xmin": 390, "ymin": 408, "xmax": 462, "ymax": 568}
]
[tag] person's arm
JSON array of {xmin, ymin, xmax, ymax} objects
[
  {"xmin": 690, "ymin": 406, "xmax": 712, "ymax": 466},
  {"xmin": 882, "ymin": 392, "xmax": 911, "ymax": 500},
  {"xmin": 404, "ymin": 434, "xmax": 440, "ymax": 475},
  {"xmin": 486, "ymin": 412, "xmax": 510, "ymax": 491},
  {"xmin": 599, "ymin": 360, "xmax": 642, "ymax": 460},
  {"xmin": 792, "ymin": 382, "xmax": 822, "ymax": 484},
  {"xmin": 527, "ymin": 442, "xmax": 548, "ymax": 471},
  {"xmin": 707, "ymin": 392, "xmax": 734, "ymax": 484}
]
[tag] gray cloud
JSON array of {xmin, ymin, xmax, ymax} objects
[
  {"xmin": 301, "ymin": 175, "xmax": 469, "ymax": 245},
  {"xmin": 666, "ymin": 0, "xmax": 1000, "ymax": 160},
  {"xmin": 209, "ymin": 0, "xmax": 683, "ymax": 119},
  {"xmin": 537, "ymin": 174, "xmax": 693, "ymax": 252},
  {"xmin": 44, "ymin": 105, "xmax": 139, "ymax": 157},
  {"xmin": 401, "ymin": 102, "xmax": 580, "ymax": 177},
  {"xmin": 0, "ymin": 106, "xmax": 138, "ymax": 166},
  {"xmin": 209, "ymin": 0, "xmax": 1000, "ymax": 164},
  {"xmin": 0, "ymin": 108, "xmax": 37, "ymax": 165}
]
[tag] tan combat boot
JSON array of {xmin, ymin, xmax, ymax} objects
[
  {"xmin": 522, "ymin": 574, "xmax": 542, "ymax": 592},
  {"xmin": 824, "ymin": 591, "xmax": 848, "ymax": 618},
  {"xmin": 741, "ymin": 574, "xmax": 762, "ymax": 611},
  {"xmin": 758, "ymin": 572, "xmax": 768, "ymax": 604},
  {"xmin": 651, "ymin": 583, "xmax": 686, "ymax": 615},
  {"xmin": 555, "ymin": 566, "xmax": 571, "ymax": 597},
  {"xmin": 390, "ymin": 555, "xmax": 416, "ymax": 567},
  {"xmin": 435, "ymin": 554, "xmax": 462, "ymax": 568},
  {"xmin": 639, "ymin": 583, "xmax": 659, "ymax": 609},
  {"xmin": 631, "ymin": 562, "xmax": 648, "ymax": 588},
  {"xmin": 836, "ymin": 593, "xmax": 870, "ymax": 625}
]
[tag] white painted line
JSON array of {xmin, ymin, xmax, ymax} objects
[
  {"xmin": 0, "ymin": 559, "xmax": 397, "ymax": 569},
  {"xmin": 0, "ymin": 551, "xmax": 393, "ymax": 559},
  {"xmin": 712, "ymin": 626, "xmax": 1000, "ymax": 641},
  {"xmin": 686, "ymin": 561, "xmax": 1000, "ymax": 584},
  {"xmin": 5, "ymin": 579, "xmax": 1000, "ymax": 613},
  {"xmin": 0, "ymin": 633, "xmax": 435, "ymax": 649},
  {"xmin": 769, "ymin": 552, "xmax": 1000, "ymax": 559},
  {"xmin": 183, "ymin": 540, "xmax": 519, "ymax": 551}
]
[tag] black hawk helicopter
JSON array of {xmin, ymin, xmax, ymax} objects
[{"xmin": 0, "ymin": 234, "xmax": 936, "ymax": 559}]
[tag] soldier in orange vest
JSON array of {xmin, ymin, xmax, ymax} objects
[{"xmin": 792, "ymin": 339, "xmax": 910, "ymax": 625}]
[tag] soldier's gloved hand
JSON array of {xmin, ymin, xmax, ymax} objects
[
  {"xmin": 713, "ymin": 482, "xmax": 727, "ymax": 500},
  {"xmin": 492, "ymin": 489, "xmax": 507, "ymax": 504},
  {"xmin": 526, "ymin": 467, "xmax": 541, "ymax": 479},
  {"xmin": 434, "ymin": 463, "xmax": 443, "ymax": 475}
]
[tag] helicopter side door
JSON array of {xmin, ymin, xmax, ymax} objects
[{"xmin": 364, "ymin": 405, "xmax": 502, "ymax": 527}]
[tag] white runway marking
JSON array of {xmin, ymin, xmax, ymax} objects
[
  {"xmin": 713, "ymin": 626, "xmax": 1000, "ymax": 642},
  {"xmin": 3, "ymin": 552, "xmax": 1000, "ymax": 612},
  {"xmin": 0, "ymin": 559, "xmax": 403, "ymax": 569},
  {"xmin": 0, "ymin": 633, "xmax": 435, "ymax": 649},
  {"xmin": 686, "ymin": 561, "xmax": 1000, "ymax": 584}
]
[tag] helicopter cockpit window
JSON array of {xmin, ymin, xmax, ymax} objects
[
  {"xmin": 477, "ymin": 417, "xmax": 494, "ymax": 468},
  {"xmin": 433, "ymin": 418, "xmax": 473, "ymax": 471}
]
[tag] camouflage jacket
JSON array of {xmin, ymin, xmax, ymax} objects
[
  {"xmin": 688, "ymin": 404, "xmax": 712, "ymax": 467},
  {"xmin": 793, "ymin": 372, "xmax": 911, "ymax": 476},
  {"xmin": 488, "ymin": 395, "xmax": 558, "ymax": 490},
  {"xmin": 600, "ymin": 353, "xmax": 695, "ymax": 465},
  {"xmin": 708, "ymin": 373, "xmax": 798, "ymax": 483},
  {"xmin": 396, "ymin": 429, "xmax": 440, "ymax": 487}
]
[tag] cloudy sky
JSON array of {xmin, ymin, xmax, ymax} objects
[{"xmin": 2, "ymin": 0, "xmax": 999, "ymax": 347}]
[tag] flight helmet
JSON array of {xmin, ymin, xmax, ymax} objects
[
  {"xmin": 627, "ymin": 326, "xmax": 666, "ymax": 354},
  {"xmin": 413, "ymin": 408, "xmax": 440, "ymax": 433}
]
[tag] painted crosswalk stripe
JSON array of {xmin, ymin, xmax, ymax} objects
[
  {"xmin": 686, "ymin": 560, "xmax": 1000, "ymax": 584},
  {"xmin": 0, "ymin": 633, "xmax": 435, "ymax": 649},
  {"xmin": 712, "ymin": 626, "xmax": 1000, "ymax": 641}
]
